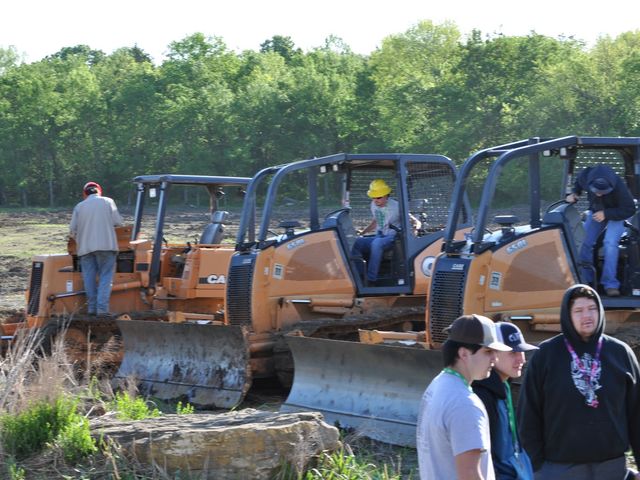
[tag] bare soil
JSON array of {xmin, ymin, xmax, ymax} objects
[{"xmin": 0, "ymin": 210, "xmax": 73, "ymax": 317}]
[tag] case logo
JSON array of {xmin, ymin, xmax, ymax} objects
[
  {"xmin": 206, "ymin": 274, "xmax": 226, "ymax": 284},
  {"xmin": 506, "ymin": 239, "xmax": 527, "ymax": 254}
]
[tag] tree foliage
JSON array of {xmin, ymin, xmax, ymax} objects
[{"xmin": 1, "ymin": 24, "xmax": 640, "ymax": 206}]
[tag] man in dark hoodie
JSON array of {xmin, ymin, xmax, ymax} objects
[
  {"xmin": 518, "ymin": 284, "xmax": 640, "ymax": 479},
  {"xmin": 473, "ymin": 322, "xmax": 538, "ymax": 479},
  {"xmin": 566, "ymin": 164, "xmax": 636, "ymax": 296}
]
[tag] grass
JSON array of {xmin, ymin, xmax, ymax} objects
[
  {"xmin": 0, "ymin": 209, "xmax": 70, "ymax": 260},
  {"xmin": 277, "ymin": 445, "xmax": 408, "ymax": 480},
  {"xmin": 0, "ymin": 227, "xmax": 70, "ymax": 259}
]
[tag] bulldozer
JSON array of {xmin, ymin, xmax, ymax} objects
[
  {"xmin": 282, "ymin": 136, "xmax": 640, "ymax": 446},
  {"xmin": 0, "ymin": 174, "xmax": 251, "ymax": 368},
  {"xmin": 113, "ymin": 152, "xmax": 473, "ymax": 408}
]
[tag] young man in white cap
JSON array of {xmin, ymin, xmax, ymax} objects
[
  {"xmin": 417, "ymin": 314, "xmax": 512, "ymax": 480},
  {"xmin": 473, "ymin": 322, "xmax": 538, "ymax": 480}
]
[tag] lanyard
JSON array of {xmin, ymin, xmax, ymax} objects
[
  {"xmin": 443, "ymin": 367, "xmax": 472, "ymax": 392},
  {"xmin": 564, "ymin": 336, "xmax": 603, "ymax": 408},
  {"xmin": 504, "ymin": 381, "xmax": 520, "ymax": 454},
  {"xmin": 375, "ymin": 206, "xmax": 386, "ymax": 231}
]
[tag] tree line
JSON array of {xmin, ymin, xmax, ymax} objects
[{"xmin": 1, "ymin": 21, "xmax": 639, "ymax": 207}]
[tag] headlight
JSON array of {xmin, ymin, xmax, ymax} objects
[{"xmin": 421, "ymin": 256, "xmax": 435, "ymax": 277}]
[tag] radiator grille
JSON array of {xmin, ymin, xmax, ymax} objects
[
  {"xmin": 429, "ymin": 270, "xmax": 466, "ymax": 343},
  {"xmin": 226, "ymin": 255, "xmax": 255, "ymax": 326},
  {"xmin": 27, "ymin": 261, "xmax": 44, "ymax": 316}
]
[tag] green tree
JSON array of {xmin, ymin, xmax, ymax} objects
[
  {"xmin": 260, "ymin": 35, "xmax": 301, "ymax": 63},
  {"xmin": 157, "ymin": 34, "xmax": 241, "ymax": 177},
  {"xmin": 369, "ymin": 20, "xmax": 463, "ymax": 152},
  {"xmin": 0, "ymin": 60, "xmax": 65, "ymax": 206},
  {"xmin": 0, "ymin": 46, "xmax": 21, "ymax": 75},
  {"xmin": 92, "ymin": 48, "xmax": 160, "ymax": 200}
]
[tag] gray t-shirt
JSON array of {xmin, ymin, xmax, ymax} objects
[
  {"xmin": 370, "ymin": 197, "xmax": 400, "ymax": 236},
  {"xmin": 417, "ymin": 371, "xmax": 495, "ymax": 480}
]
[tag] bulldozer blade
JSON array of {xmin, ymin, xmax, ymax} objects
[
  {"xmin": 281, "ymin": 335, "xmax": 441, "ymax": 447},
  {"xmin": 115, "ymin": 320, "xmax": 251, "ymax": 409}
]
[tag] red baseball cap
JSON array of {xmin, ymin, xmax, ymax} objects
[{"xmin": 83, "ymin": 181, "xmax": 102, "ymax": 198}]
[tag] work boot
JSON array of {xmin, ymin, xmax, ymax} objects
[{"xmin": 605, "ymin": 288, "xmax": 620, "ymax": 297}]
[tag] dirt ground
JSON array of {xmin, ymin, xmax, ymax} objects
[{"xmin": 0, "ymin": 210, "xmax": 72, "ymax": 317}]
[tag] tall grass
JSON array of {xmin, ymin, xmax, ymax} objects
[
  {"xmin": 0, "ymin": 324, "xmax": 171, "ymax": 478},
  {"xmin": 0, "ymin": 323, "xmax": 78, "ymax": 414}
]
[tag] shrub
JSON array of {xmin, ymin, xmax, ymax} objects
[
  {"xmin": 5, "ymin": 460, "xmax": 26, "ymax": 480},
  {"xmin": 176, "ymin": 401, "xmax": 194, "ymax": 415},
  {"xmin": 110, "ymin": 391, "xmax": 161, "ymax": 420},
  {"xmin": 305, "ymin": 448, "xmax": 395, "ymax": 479},
  {"xmin": 0, "ymin": 395, "xmax": 96, "ymax": 462},
  {"xmin": 55, "ymin": 414, "xmax": 98, "ymax": 462},
  {"xmin": 276, "ymin": 447, "xmax": 404, "ymax": 480}
]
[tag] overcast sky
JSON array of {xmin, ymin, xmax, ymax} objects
[{"xmin": 2, "ymin": 0, "xmax": 639, "ymax": 63}]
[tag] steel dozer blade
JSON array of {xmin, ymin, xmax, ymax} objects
[
  {"xmin": 115, "ymin": 320, "xmax": 251, "ymax": 409},
  {"xmin": 281, "ymin": 335, "xmax": 442, "ymax": 447}
]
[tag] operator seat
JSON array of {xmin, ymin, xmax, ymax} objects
[
  {"xmin": 200, "ymin": 210, "xmax": 228, "ymax": 244},
  {"xmin": 322, "ymin": 208, "xmax": 357, "ymax": 252}
]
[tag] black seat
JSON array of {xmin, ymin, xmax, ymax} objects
[
  {"xmin": 542, "ymin": 203, "xmax": 585, "ymax": 258},
  {"xmin": 322, "ymin": 208, "xmax": 357, "ymax": 252},
  {"xmin": 200, "ymin": 210, "xmax": 228, "ymax": 244}
]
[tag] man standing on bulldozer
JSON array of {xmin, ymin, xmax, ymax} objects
[
  {"xmin": 566, "ymin": 164, "xmax": 635, "ymax": 296},
  {"xmin": 70, "ymin": 181, "xmax": 123, "ymax": 316}
]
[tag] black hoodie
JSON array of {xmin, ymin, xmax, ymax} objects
[
  {"xmin": 517, "ymin": 284, "xmax": 640, "ymax": 470},
  {"xmin": 572, "ymin": 164, "xmax": 636, "ymax": 221}
]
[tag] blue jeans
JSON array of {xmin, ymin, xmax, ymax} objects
[
  {"xmin": 352, "ymin": 232, "xmax": 396, "ymax": 282},
  {"xmin": 579, "ymin": 211, "xmax": 625, "ymax": 289},
  {"xmin": 80, "ymin": 251, "xmax": 117, "ymax": 314}
]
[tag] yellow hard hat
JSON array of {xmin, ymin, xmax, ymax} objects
[{"xmin": 367, "ymin": 179, "xmax": 391, "ymax": 198}]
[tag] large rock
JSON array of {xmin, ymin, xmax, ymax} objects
[{"xmin": 91, "ymin": 408, "xmax": 341, "ymax": 479}]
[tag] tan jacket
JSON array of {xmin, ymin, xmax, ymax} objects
[{"xmin": 69, "ymin": 194, "xmax": 123, "ymax": 256}]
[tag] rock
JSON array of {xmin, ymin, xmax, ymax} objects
[{"xmin": 91, "ymin": 408, "xmax": 341, "ymax": 479}]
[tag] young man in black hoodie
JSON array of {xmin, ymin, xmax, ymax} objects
[
  {"xmin": 566, "ymin": 164, "xmax": 636, "ymax": 296},
  {"xmin": 517, "ymin": 284, "xmax": 640, "ymax": 479}
]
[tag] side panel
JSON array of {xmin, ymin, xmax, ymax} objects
[
  {"xmin": 268, "ymin": 231, "xmax": 355, "ymax": 297},
  {"xmin": 26, "ymin": 254, "xmax": 144, "ymax": 328},
  {"xmin": 162, "ymin": 246, "xmax": 235, "ymax": 299},
  {"xmin": 260, "ymin": 231, "xmax": 357, "ymax": 332},
  {"xmin": 481, "ymin": 229, "xmax": 575, "ymax": 313}
]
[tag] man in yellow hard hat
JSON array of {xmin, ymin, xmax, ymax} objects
[{"xmin": 352, "ymin": 179, "xmax": 400, "ymax": 283}]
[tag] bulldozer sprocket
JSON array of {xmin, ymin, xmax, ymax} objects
[{"xmin": 114, "ymin": 320, "xmax": 251, "ymax": 409}]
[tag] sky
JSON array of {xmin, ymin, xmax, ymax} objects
[{"xmin": 2, "ymin": 0, "xmax": 640, "ymax": 64}]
